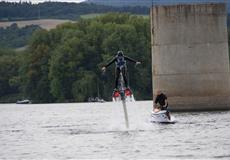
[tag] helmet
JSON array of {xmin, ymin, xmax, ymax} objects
[{"xmin": 117, "ymin": 50, "xmax": 124, "ymax": 56}]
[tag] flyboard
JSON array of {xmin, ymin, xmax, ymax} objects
[
  {"xmin": 150, "ymin": 110, "xmax": 176, "ymax": 124},
  {"xmin": 112, "ymin": 88, "xmax": 135, "ymax": 102}
]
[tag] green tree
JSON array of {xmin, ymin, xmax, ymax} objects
[
  {"xmin": 72, "ymin": 71, "xmax": 97, "ymax": 102},
  {"xmin": 0, "ymin": 48, "xmax": 21, "ymax": 102},
  {"xmin": 23, "ymin": 30, "xmax": 54, "ymax": 102}
]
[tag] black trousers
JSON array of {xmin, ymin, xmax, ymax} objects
[{"xmin": 115, "ymin": 67, "xmax": 128, "ymax": 89}]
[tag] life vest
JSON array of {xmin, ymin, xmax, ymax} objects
[{"xmin": 115, "ymin": 55, "xmax": 126, "ymax": 68}]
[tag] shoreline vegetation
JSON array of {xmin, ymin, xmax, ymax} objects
[{"xmin": 0, "ymin": 13, "xmax": 152, "ymax": 103}]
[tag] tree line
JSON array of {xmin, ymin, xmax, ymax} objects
[
  {"xmin": 0, "ymin": 13, "xmax": 152, "ymax": 103},
  {"xmin": 0, "ymin": 2, "xmax": 149, "ymax": 21}
]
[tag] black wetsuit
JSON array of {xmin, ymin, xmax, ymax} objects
[
  {"xmin": 104, "ymin": 55, "xmax": 137, "ymax": 89},
  {"xmin": 154, "ymin": 93, "xmax": 168, "ymax": 110}
]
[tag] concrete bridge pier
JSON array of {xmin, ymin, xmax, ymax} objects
[{"xmin": 150, "ymin": 3, "xmax": 230, "ymax": 111}]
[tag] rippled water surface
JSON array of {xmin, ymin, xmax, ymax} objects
[{"xmin": 0, "ymin": 101, "xmax": 230, "ymax": 159}]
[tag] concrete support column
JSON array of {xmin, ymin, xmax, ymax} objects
[{"xmin": 151, "ymin": 3, "xmax": 230, "ymax": 111}]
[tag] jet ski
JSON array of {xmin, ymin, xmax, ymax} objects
[{"xmin": 150, "ymin": 110, "xmax": 175, "ymax": 124}]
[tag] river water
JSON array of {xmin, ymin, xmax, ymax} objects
[{"xmin": 0, "ymin": 101, "xmax": 230, "ymax": 159}]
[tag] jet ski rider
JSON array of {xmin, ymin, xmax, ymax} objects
[
  {"xmin": 102, "ymin": 50, "xmax": 141, "ymax": 90},
  {"xmin": 154, "ymin": 90, "xmax": 171, "ymax": 120}
]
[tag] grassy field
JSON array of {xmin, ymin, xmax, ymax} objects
[
  {"xmin": 0, "ymin": 19, "xmax": 74, "ymax": 30},
  {"xmin": 80, "ymin": 13, "xmax": 149, "ymax": 19},
  {"xmin": 80, "ymin": 13, "xmax": 104, "ymax": 19}
]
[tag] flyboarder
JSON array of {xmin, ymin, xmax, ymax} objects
[{"xmin": 102, "ymin": 50, "xmax": 141, "ymax": 90}]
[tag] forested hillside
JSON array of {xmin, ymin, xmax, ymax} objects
[
  {"xmin": 0, "ymin": 13, "xmax": 152, "ymax": 103},
  {"xmin": 86, "ymin": 0, "xmax": 151, "ymax": 6},
  {"xmin": 0, "ymin": 2, "xmax": 149, "ymax": 21},
  {"xmin": 0, "ymin": 23, "xmax": 41, "ymax": 48},
  {"xmin": 86, "ymin": 0, "xmax": 229, "ymax": 9}
]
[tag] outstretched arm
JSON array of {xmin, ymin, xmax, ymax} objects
[
  {"xmin": 102, "ymin": 57, "xmax": 116, "ymax": 71},
  {"xmin": 105, "ymin": 57, "xmax": 116, "ymax": 68},
  {"xmin": 124, "ymin": 56, "xmax": 141, "ymax": 65}
]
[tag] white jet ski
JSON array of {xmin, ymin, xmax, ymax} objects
[{"xmin": 150, "ymin": 110, "xmax": 175, "ymax": 123}]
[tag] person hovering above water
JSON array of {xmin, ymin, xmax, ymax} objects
[
  {"xmin": 153, "ymin": 90, "xmax": 171, "ymax": 120},
  {"xmin": 102, "ymin": 50, "xmax": 141, "ymax": 90}
]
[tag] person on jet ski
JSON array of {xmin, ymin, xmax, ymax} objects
[
  {"xmin": 154, "ymin": 90, "xmax": 171, "ymax": 120},
  {"xmin": 102, "ymin": 50, "xmax": 141, "ymax": 90}
]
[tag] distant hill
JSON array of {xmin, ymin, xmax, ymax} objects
[
  {"xmin": 1, "ymin": 1, "xmax": 228, "ymax": 22},
  {"xmin": 86, "ymin": 0, "xmax": 227, "ymax": 6},
  {"xmin": 86, "ymin": 0, "xmax": 151, "ymax": 6},
  {"xmin": 85, "ymin": 0, "xmax": 230, "ymax": 12},
  {"xmin": 0, "ymin": 1, "xmax": 149, "ymax": 21}
]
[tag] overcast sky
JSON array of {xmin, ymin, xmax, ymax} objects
[{"xmin": 1, "ymin": 0, "xmax": 86, "ymax": 3}]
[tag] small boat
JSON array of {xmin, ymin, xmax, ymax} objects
[
  {"xmin": 150, "ymin": 110, "xmax": 175, "ymax": 123},
  {"xmin": 88, "ymin": 97, "xmax": 105, "ymax": 103},
  {"xmin": 16, "ymin": 99, "xmax": 31, "ymax": 104}
]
